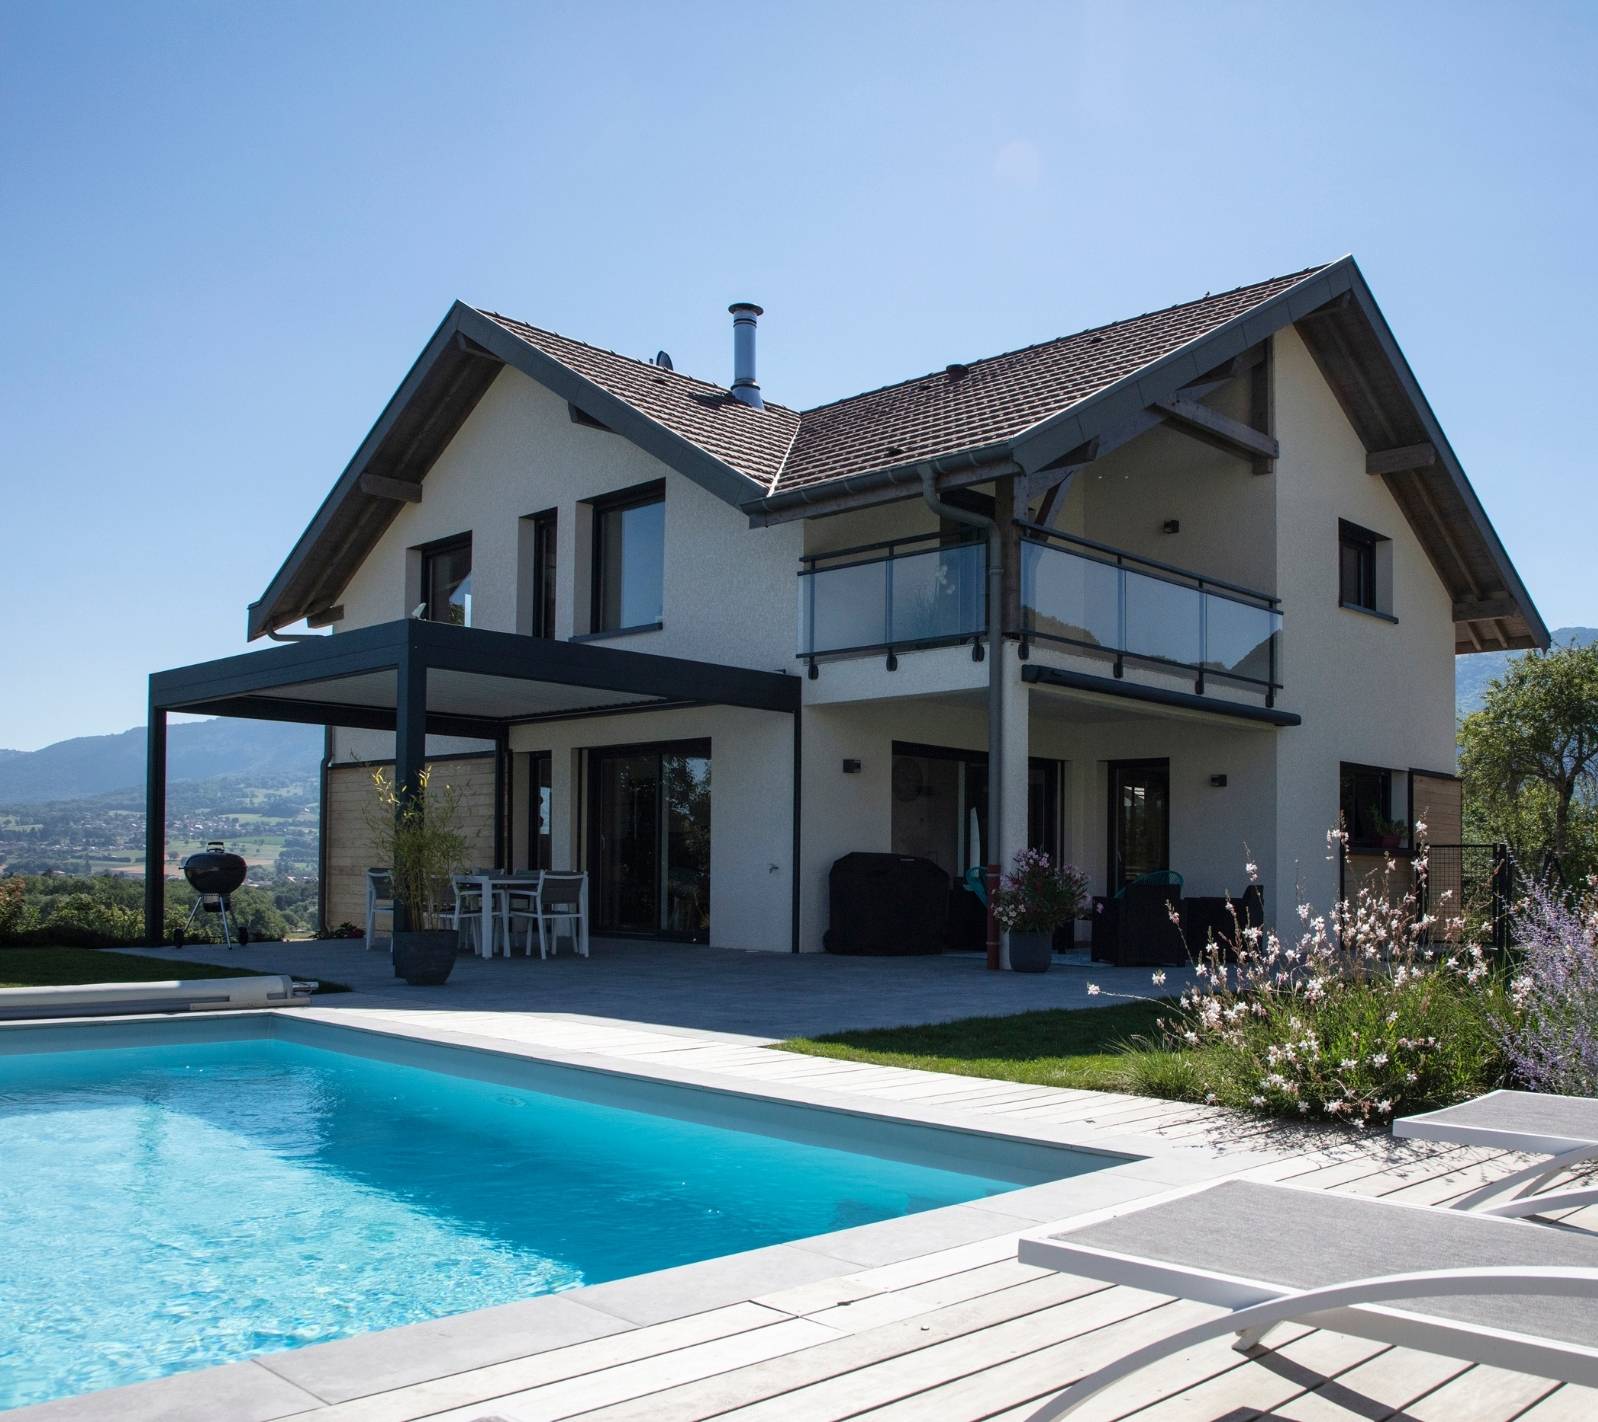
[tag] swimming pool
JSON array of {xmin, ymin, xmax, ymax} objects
[{"xmin": 0, "ymin": 1016, "xmax": 1113, "ymax": 1409}]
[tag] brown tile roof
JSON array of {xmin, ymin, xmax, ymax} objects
[
  {"xmin": 480, "ymin": 263, "xmax": 1332, "ymax": 502},
  {"xmin": 776, "ymin": 264, "xmax": 1332, "ymax": 493},
  {"xmin": 476, "ymin": 312, "xmax": 800, "ymax": 489}
]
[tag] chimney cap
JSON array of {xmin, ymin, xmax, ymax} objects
[{"xmin": 729, "ymin": 301, "xmax": 764, "ymax": 317}]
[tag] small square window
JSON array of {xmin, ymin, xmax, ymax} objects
[{"xmin": 1338, "ymin": 519, "xmax": 1386, "ymax": 614}]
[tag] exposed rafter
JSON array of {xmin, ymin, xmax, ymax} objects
[
  {"xmin": 1024, "ymin": 409, "xmax": 1166, "ymax": 502},
  {"xmin": 1454, "ymin": 594, "xmax": 1521, "ymax": 623},
  {"xmin": 358, "ymin": 472, "xmax": 423, "ymax": 503},
  {"xmin": 1153, "ymin": 396, "xmax": 1280, "ymax": 462},
  {"xmin": 1366, "ymin": 442, "xmax": 1438, "ymax": 475}
]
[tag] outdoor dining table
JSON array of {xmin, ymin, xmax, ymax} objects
[{"xmin": 462, "ymin": 871, "xmax": 586, "ymax": 958}]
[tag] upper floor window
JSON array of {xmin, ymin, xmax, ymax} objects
[
  {"xmin": 1338, "ymin": 519, "xmax": 1390, "ymax": 616},
  {"xmin": 422, "ymin": 535, "xmax": 472, "ymax": 626},
  {"xmin": 531, "ymin": 511, "xmax": 557, "ymax": 639},
  {"xmin": 592, "ymin": 483, "xmax": 664, "ymax": 633}
]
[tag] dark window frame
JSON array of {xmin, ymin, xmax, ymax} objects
[
  {"xmin": 589, "ymin": 480, "xmax": 666, "ymax": 636},
  {"xmin": 528, "ymin": 509, "xmax": 558, "ymax": 640},
  {"xmin": 1106, "ymin": 757, "xmax": 1171, "ymax": 892},
  {"xmin": 527, "ymin": 750, "xmax": 553, "ymax": 871},
  {"xmin": 418, "ymin": 532, "xmax": 472, "ymax": 626},
  {"xmin": 1341, "ymin": 761, "xmax": 1397, "ymax": 848},
  {"xmin": 1338, "ymin": 519, "xmax": 1385, "ymax": 615}
]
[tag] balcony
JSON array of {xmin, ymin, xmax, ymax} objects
[
  {"xmin": 796, "ymin": 524, "xmax": 1283, "ymax": 700},
  {"xmin": 798, "ymin": 532, "xmax": 986, "ymax": 666},
  {"xmin": 1017, "ymin": 523, "xmax": 1282, "ymax": 698}
]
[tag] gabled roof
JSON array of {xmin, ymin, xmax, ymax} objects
[
  {"xmin": 248, "ymin": 259, "xmax": 1546, "ymax": 652},
  {"xmin": 776, "ymin": 265, "xmax": 1328, "ymax": 493}
]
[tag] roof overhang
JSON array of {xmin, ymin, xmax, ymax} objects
[
  {"xmin": 247, "ymin": 304, "xmax": 764, "ymax": 641},
  {"xmin": 746, "ymin": 257, "xmax": 1545, "ymax": 653},
  {"xmin": 155, "ymin": 620, "xmax": 799, "ymax": 736}
]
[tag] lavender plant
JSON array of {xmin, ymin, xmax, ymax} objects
[{"xmin": 1499, "ymin": 873, "xmax": 1598, "ymax": 1095}]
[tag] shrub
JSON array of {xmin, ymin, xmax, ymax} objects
[
  {"xmin": 1499, "ymin": 873, "xmax": 1598, "ymax": 1095},
  {"xmin": 1126, "ymin": 828, "xmax": 1509, "ymax": 1126}
]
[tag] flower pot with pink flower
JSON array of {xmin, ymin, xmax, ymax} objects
[{"xmin": 991, "ymin": 849, "xmax": 1089, "ymax": 973}]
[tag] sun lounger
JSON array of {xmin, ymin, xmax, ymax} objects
[
  {"xmin": 1395, "ymin": 1089, "xmax": 1598, "ymax": 1209},
  {"xmin": 0, "ymin": 975, "xmax": 313, "ymax": 1021},
  {"xmin": 1016, "ymin": 1179, "xmax": 1598, "ymax": 1420}
]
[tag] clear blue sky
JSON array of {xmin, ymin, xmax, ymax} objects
[{"xmin": 2, "ymin": 0, "xmax": 1593, "ymax": 750}]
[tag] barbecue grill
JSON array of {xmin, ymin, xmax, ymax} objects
[{"xmin": 173, "ymin": 842, "xmax": 250, "ymax": 948}]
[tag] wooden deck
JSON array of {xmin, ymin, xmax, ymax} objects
[{"xmin": 262, "ymin": 1002, "xmax": 1598, "ymax": 1422}]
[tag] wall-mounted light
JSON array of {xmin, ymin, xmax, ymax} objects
[
  {"xmin": 842, "ymin": 759, "xmax": 862, "ymax": 774},
  {"xmin": 1210, "ymin": 774, "xmax": 1228, "ymax": 788},
  {"xmin": 1162, "ymin": 519, "xmax": 1181, "ymax": 535}
]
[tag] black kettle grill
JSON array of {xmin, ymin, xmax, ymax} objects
[{"xmin": 173, "ymin": 842, "xmax": 250, "ymax": 948}]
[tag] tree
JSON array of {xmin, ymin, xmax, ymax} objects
[{"xmin": 1460, "ymin": 642, "xmax": 1598, "ymax": 880}]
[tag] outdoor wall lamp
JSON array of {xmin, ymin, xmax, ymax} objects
[
  {"xmin": 842, "ymin": 759, "xmax": 862, "ymax": 774},
  {"xmin": 1210, "ymin": 774, "xmax": 1228, "ymax": 787}
]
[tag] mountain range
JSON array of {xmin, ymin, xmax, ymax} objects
[
  {"xmin": 0, "ymin": 628, "xmax": 1592, "ymax": 808},
  {"xmin": 0, "ymin": 719, "xmax": 323, "ymax": 805}
]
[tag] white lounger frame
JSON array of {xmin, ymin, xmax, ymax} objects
[
  {"xmin": 1018, "ymin": 1186, "xmax": 1598, "ymax": 1421},
  {"xmin": 1396, "ymin": 1091, "xmax": 1598, "ymax": 1209}
]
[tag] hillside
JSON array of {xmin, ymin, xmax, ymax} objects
[
  {"xmin": 0, "ymin": 719, "xmax": 323, "ymax": 804},
  {"xmin": 1456, "ymin": 626, "xmax": 1597, "ymax": 719}
]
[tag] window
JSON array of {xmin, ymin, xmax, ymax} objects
[
  {"xmin": 528, "ymin": 751, "xmax": 552, "ymax": 871},
  {"xmin": 531, "ymin": 511, "xmax": 557, "ymax": 639},
  {"xmin": 1338, "ymin": 519, "xmax": 1386, "ymax": 614},
  {"xmin": 421, "ymin": 536, "xmax": 472, "ymax": 625},
  {"xmin": 1341, "ymin": 762, "xmax": 1397, "ymax": 847},
  {"xmin": 592, "ymin": 484, "xmax": 664, "ymax": 633}
]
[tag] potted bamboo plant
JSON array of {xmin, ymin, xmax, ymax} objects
[
  {"xmin": 363, "ymin": 766, "xmax": 469, "ymax": 985},
  {"xmin": 991, "ymin": 848, "xmax": 1089, "ymax": 973}
]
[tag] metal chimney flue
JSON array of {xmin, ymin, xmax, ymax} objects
[{"xmin": 728, "ymin": 302, "xmax": 764, "ymax": 409}]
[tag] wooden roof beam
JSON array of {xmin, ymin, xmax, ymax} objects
[
  {"xmin": 1454, "ymin": 594, "xmax": 1521, "ymax": 623},
  {"xmin": 1154, "ymin": 396, "xmax": 1279, "ymax": 463},
  {"xmin": 1367, "ymin": 442, "xmax": 1437, "ymax": 476},
  {"xmin": 359, "ymin": 472, "xmax": 423, "ymax": 502}
]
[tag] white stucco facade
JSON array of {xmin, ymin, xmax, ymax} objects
[{"xmin": 310, "ymin": 324, "xmax": 1470, "ymax": 954}]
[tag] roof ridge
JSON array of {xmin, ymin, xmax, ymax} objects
[
  {"xmin": 794, "ymin": 262, "xmax": 1335, "ymax": 419},
  {"xmin": 476, "ymin": 308, "xmax": 800, "ymax": 418}
]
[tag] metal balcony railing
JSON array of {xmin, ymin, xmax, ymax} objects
[
  {"xmin": 1016, "ymin": 522, "xmax": 1282, "ymax": 700},
  {"xmin": 798, "ymin": 532, "xmax": 986, "ymax": 670}
]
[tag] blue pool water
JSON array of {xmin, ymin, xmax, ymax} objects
[{"xmin": 0, "ymin": 1028, "xmax": 1088, "ymax": 1408}]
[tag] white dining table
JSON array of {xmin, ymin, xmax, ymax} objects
[{"xmin": 462, "ymin": 874, "xmax": 540, "ymax": 959}]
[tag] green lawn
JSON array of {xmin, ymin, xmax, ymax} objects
[
  {"xmin": 779, "ymin": 999, "xmax": 1181, "ymax": 1094},
  {"xmin": 0, "ymin": 946, "xmax": 348, "ymax": 993}
]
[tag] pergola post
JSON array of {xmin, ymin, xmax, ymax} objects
[
  {"xmin": 392, "ymin": 639, "xmax": 428, "ymax": 932},
  {"xmin": 143, "ymin": 693, "xmax": 167, "ymax": 944}
]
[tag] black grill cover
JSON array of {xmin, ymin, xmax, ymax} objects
[{"xmin": 824, "ymin": 853, "xmax": 947, "ymax": 955}]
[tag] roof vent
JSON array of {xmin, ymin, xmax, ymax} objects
[
  {"xmin": 728, "ymin": 302, "xmax": 764, "ymax": 410},
  {"xmin": 946, "ymin": 362, "xmax": 969, "ymax": 379}
]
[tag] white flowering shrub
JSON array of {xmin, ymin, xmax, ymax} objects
[{"xmin": 1130, "ymin": 827, "xmax": 1509, "ymax": 1127}]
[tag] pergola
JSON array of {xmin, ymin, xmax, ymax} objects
[{"xmin": 144, "ymin": 619, "xmax": 801, "ymax": 943}]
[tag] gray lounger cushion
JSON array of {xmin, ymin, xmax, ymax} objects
[
  {"xmin": 1020, "ymin": 1179, "xmax": 1598, "ymax": 1349},
  {"xmin": 1396, "ymin": 1090, "xmax": 1598, "ymax": 1154}
]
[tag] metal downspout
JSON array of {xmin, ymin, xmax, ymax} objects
[{"xmin": 920, "ymin": 470, "xmax": 1004, "ymax": 971}]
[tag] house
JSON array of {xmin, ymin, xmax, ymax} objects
[{"xmin": 142, "ymin": 257, "xmax": 1546, "ymax": 958}]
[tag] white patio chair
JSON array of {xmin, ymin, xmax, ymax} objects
[
  {"xmin": 495, "ymin": 872, "xmax": 545, "ymax": 958},
  {"xmin": 364, "ymin": 869, "xmax": 393, "ymax": 950},
  {"xmin": 1016, "ymin": 1179, "xmax": 1598, "ymax": 1420},
  {"xmin": 1395, "ymin": 1089, "xmax": 1598, "ymax": 1210},
  {"xmin": 447, "ymin": 875, "xmax": 485, "ymax": 956},
  {"xmin": 515, "ymin": 871, "xmax": 588, "ymax": 959}
]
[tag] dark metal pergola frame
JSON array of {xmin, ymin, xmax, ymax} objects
[{"xmin": 144, "ymin": 619, "xmax": 802, "ymax": 945}]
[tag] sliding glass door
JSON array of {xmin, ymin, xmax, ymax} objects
[
  {"xmin": 1108, "ymin": 759, "xmax": 1170, "ymax": 890},
  {"xmin": 588, "ymin": 741, "xmax": 710, "ymax": 941}
]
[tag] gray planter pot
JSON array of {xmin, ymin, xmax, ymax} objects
[
  {"xmin": 1008, "ymin": 929, "xmax": 1053, "ymax": 973},
  {"xmin": 392, "ymin": 928, "xmax": 458, "ymax": 986}
]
